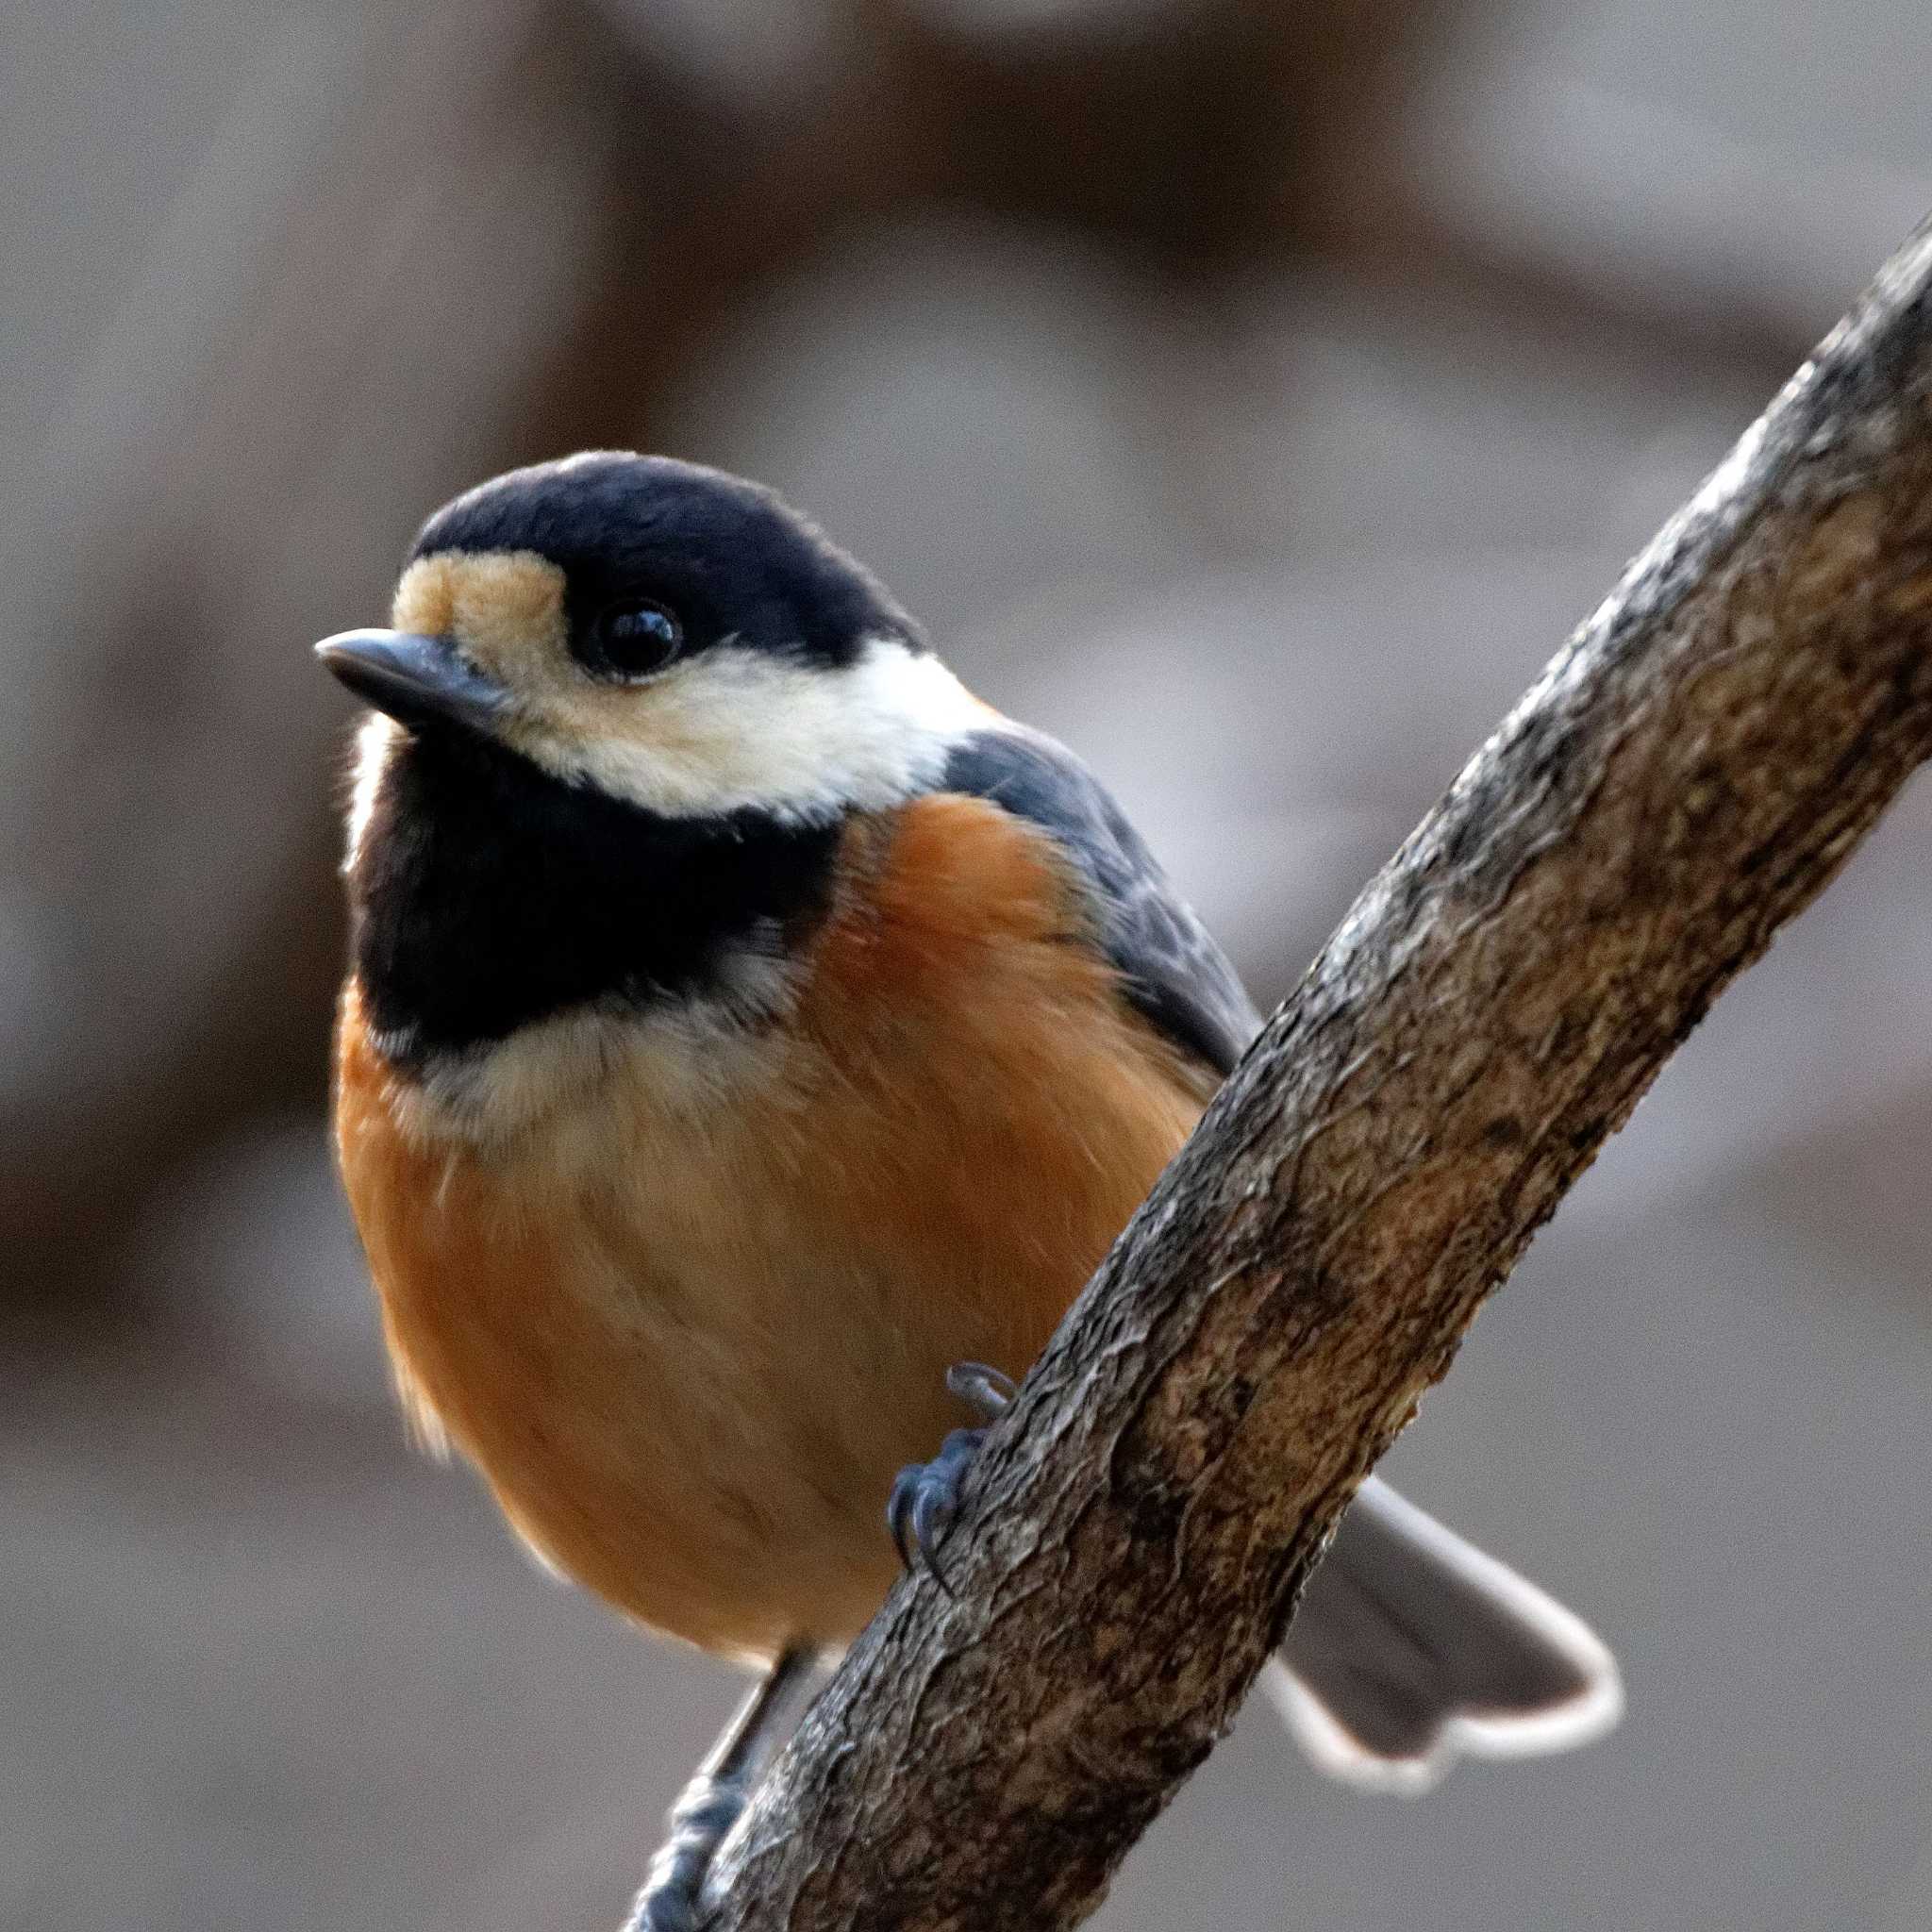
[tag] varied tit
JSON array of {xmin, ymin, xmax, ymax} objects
[{"xmin": 319, "ymin": 452, "xmax": 1621, "ymax": 1928}]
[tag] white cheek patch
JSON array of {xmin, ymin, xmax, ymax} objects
[{"xmin": 502, "ymin": 636, "xmax": 987, "ymax": 823}]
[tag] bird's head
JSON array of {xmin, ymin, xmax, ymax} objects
[
  {"xmin": 320, "ymin": 451, "xmax": 980, "ymax": 837},
  {"xmin": 318, "ymin": 454, "xmax": 989, "ymax": 1079}
]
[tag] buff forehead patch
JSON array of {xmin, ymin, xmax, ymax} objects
[{"xmin": 391, "ymin": 551, "xmax": 568, "ymax": 686}]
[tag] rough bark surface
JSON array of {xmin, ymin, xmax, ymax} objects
[{"xmin": 703, "ymin": 220, "xmax": 1932, "ymax": 1931}]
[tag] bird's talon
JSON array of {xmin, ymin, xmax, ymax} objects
[
  {"xmin": 910, "ymin": 1481, "xmax": 956, "ymax": 1592},
  {"xmin": 887, "ymin": 1465, "xmax": 921, "ymax": 1572},
  {"xmin": 887, "ymin": 1422, "xmax": 988, "ymax": 1584},
  {"xmin": 624, "ymin": 1771, "xmax": 751, "ymax": 1932},
  {"xmin": 945, "ymin": 1360, "xmax": 1017, "ymax": 1420}
]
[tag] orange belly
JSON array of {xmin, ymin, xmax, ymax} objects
[{"xmin": 333, "ymin": 797, "xmax": 1211, "ymax": 1659}]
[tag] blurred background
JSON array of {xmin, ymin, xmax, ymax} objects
[{"xmin": 6, "ymin": 1, "xmax": 1932, "ymax": 1927}]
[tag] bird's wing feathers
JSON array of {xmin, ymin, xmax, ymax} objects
[{"xmin": 936, "ymin": 726, "xmax": 1261, "ymax": 1078}]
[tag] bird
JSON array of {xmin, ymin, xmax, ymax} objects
[{"xmin": 318, "ymin": 451, "xmax": 1622, "ymax": 1929}]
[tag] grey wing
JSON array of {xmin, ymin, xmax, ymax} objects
[{"xmin": 937, "ymin": 725, "xmax": 1261, "ymax": 1078}]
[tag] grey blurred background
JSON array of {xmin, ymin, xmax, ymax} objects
[{"xmin": 5, "ymin": 1, "xmax": 1931, "ymax": 1927}]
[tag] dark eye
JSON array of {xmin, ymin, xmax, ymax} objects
[{"xmin": 583, "ymin": 599, "xmax": 683, "ymax": 680}]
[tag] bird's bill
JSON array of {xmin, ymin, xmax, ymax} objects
[{"xmin": 315, "ymin": 629, "xmax": 509, "ymax": 734}]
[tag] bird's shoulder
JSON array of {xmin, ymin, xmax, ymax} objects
[{"xmin": 904, "ymin": 719, "xmax": 1261, "ymax": 1080}]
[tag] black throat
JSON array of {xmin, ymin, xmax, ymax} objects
[{"xmin": 348, "ymin": 728, "xmax": 842, "ymax": 1066}]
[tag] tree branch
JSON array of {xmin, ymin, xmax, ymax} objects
[{"xmin": 703, "ymin": 217, "xmax": 1932, "ymax": 1931}]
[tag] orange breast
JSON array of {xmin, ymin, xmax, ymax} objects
[{"xmin": 333, "ymin": 795, "xmax": 1212, "ymax": 1660}]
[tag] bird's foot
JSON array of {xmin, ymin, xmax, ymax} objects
[
  {"xmin": 623, "ymin": 1771, "xmax": 749, "ymax": 1932},
  {"xmin": 945, "ymin": 1361, "xmax": 1018, "ymax": 1422},
  {"xmin": 886, "ymin": 1362, "xmax": 1017, "ymax": 1589}
]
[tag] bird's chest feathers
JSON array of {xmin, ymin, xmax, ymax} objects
[
  {"xmin": 336, "ymin": 988, "xmax": 836, "ymax": 1448},
  {"xmin": 333, "ymin": 795, "xmax": 1208, "ymax": 1644}
]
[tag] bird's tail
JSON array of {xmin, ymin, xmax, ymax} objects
[{"xmin": 1265, "ymin": 1476, "xmax": 1622, "ymax": 1792}]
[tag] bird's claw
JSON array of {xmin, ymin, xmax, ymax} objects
[
  {"xmin": 623, "ymin": 1772, "xmax": 750, "ymax": 1932},
  {"xmin": 945, "ymin": 1360, "xmax": 1017, "ymax": 1420},
  {"xmin": 888, "ymin": 1424, "xmax": 986, "ymax": 1592},
  {"xmin": 886, "ymin": 1361, "xmax": 1018, "ymax": 1591}
]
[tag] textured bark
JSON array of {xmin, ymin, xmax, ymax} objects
[{"xmin": 703, "ymin": 220, "xmax": 1932, "ymax": 1930}]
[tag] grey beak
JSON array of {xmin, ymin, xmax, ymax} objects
[{"xmin": 315, "ymin": 629, "xmax": 509, "ymax": 735}]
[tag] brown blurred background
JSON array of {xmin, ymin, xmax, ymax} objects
[{"xmin": 6, "ymin": 2, "xmax": 1932, "ymax": 1927}]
